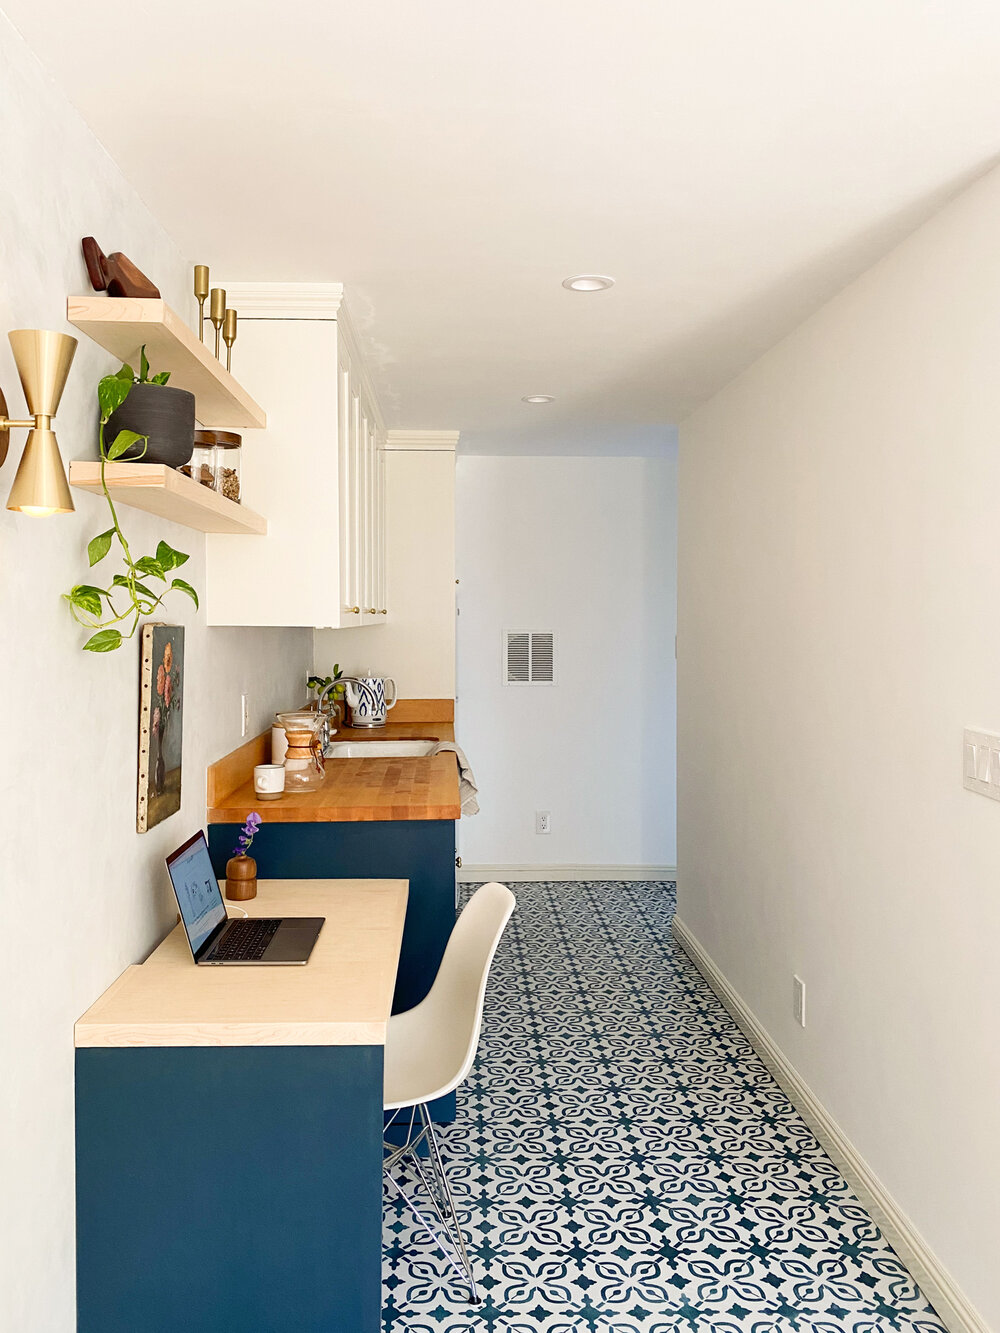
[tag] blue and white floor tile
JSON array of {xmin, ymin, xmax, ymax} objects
[{"xmin": 382, "ymin": 881, "xmax": 946, "ymax": 1332}]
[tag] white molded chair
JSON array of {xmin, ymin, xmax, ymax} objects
[{"xmin": 383, "ymin": 881, "xmax": 516, "ymax": 1304}]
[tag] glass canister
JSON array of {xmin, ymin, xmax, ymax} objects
[
  {"xmin": 184, "ymin": 432, "xmax": 217, "ymax": 489},
  {"xmin": 184, "ymin": 429, "xmax": 242, "ymax": 501},
  {"xmin": 212, "ymin": 430, "xmax": 242, "ymax": 503}
]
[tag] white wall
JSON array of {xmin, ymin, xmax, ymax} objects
[
  {"xmin": 315, "ymin": 446, "xmax": 456, "ymax": 697},
  {"xmin": 678, "ymin": 165, "xmax": 1000, "ymax": 1329},
  {"xmin": 456, "ymin": 453, "xmax": 676, "ymax": 871},
  {"xmin": 0, "ymin": 18, "xmax": 312, "ymax": 1331}
]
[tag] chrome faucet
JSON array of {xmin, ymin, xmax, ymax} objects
[{"xmin": 316, "ymin": 677, "xmax": 363, "ymax": 751}]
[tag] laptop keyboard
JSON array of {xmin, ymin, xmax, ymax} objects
[{"xmin": 211, "ymin": 918, "xmax": 281, "ymax": 961}]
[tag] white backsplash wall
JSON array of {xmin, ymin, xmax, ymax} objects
[
  {"xmin": 455, "ymin": 453, "xmax": 677, "ymax": 871},
  {"xmin": 0, "ymin": 17, "xmax": 311, "ymax": 1331}
]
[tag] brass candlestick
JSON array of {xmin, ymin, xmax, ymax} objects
[
  {"xmin": 223, "ymin": 308, "xmax": 237, "ymax": 372},
  {"xmin": 194, "ymin": 265, "xmax": 209, "ymax": 340},
  {"xmin": 210, "ymin": 287, "xmax": 226, "ymax": 358}
]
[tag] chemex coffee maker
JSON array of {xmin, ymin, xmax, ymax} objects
[
  {"xmin": 342, "ymin": 675, "xmax": 397, "ymax": 728},
  {"xmin": 273, "ymin": 712, "xmax": 325, "ymax": 791}
]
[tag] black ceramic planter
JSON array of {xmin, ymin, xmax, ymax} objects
[{"xmin": 106, "ymin": 383, "xmax": 196, "ymax": 467}]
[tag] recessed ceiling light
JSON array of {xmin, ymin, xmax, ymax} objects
[
  {"xmin": 562, "ymin": 274, "xmax": 615, "ymax": 292},
  {"xmin": 521, "ymin": 395, "xmax": 554, "ymax": 404}
]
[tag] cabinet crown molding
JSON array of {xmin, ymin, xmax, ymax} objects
[
  {"xmin": 218, "ymin": 282, "xmax": 346, "ymax": 319},
  {"xmin": 384, "ymin": 430, "xmax": 460, "ymax": 453}
]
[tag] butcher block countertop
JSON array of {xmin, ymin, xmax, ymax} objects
[
  {"xmin": 75, "ymin": 879, "xmax": 408, "ymax": 1048},
  {"xmin": 207, "ymin": 700, "xmax": 461, "ymax": 824}
]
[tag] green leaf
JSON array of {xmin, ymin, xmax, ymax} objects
[
  {"xmin": 171, "ymin": 577, "xmax": 199, "ymax": 610},
  {"xmin": 139, "ymin": 346, "xmax": 149, "ymax": 384},
  {"xmin": 155, "ymin": 540, "xmax": 189, "ymax": 572},
  {"xmin": 116, "ymin": 362, "xmax": 135, "ymax": 382},
  {"xmin": 97, "ymin": 374, "xmax": 132, "ymax": 422},
  {"xmin": 135, "ymin": 556, "xmax": 166, "ymax": 580},
  {"xmin": 69, "ymin": 584, "xmax": 107, "ymax": 616},
  {"xmin": 111, "ymin": 574, "xmax": 157, "ymax": 600},
  {"xmin": 87, "ymin": 528, "xmax": 115, "ymax": 566},
  {"xmin": 150, "ymin": 370, "xmax": 170, "ymax": 386},
  {"xmin": 106, "ymin": 429, "xmax": 147, "ymax": 462},
  {"xmin": 83, "ymin": 629, "xmax": 123, "ymax": 653}
]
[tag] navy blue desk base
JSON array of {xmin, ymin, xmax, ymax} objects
[
  {"xmin": 76, "ymin": 1045, "xmax": 382, "ymax": 1333},
  {"xmin": 208, "ymin": 818, "xmax": 458, "ymax": 1121}
]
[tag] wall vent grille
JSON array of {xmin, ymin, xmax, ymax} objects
[{"xmin": 504, "ymin": 631, "xmax": 555, "ymax": 685}]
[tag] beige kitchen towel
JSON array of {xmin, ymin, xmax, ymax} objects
[{"xmin": 430, "ymin": 741, "xmax": 480, "ymax": 816}]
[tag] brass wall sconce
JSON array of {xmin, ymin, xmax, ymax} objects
[{"xmin": 0, "ymin": 329, "xmax": 78, "ymax": 515}]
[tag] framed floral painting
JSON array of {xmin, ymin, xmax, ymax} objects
[{"xmin": 137, "ymin": 624, "xmax": 185, "ymax": 832}]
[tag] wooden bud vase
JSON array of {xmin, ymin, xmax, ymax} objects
[{"xmin": 226, "ymin": 854, "xmax": 257, "ymax": 901}]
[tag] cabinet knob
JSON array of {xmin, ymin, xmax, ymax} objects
[
  {"xmin": 348, "ymin": 606, "xmax": 360, "ymax": 614},
  {"xmin": 379, "ymin": 608, "xmax": 388, "ymax": 615},
  {"xmin": 367, "ymin": 607, "xmax": 377, "ymax": 615}
]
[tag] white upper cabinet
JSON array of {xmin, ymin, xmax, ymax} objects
[{"xmin": 205, "ymin": 284, "xmax": 387, "ymax": 628}]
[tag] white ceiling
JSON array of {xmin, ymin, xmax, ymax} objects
[{"xmin": 6, "ymin": 0, "xmax": 1000, "ymax": 453}]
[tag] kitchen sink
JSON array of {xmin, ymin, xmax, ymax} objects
[{"xmin": 325, "ymin": 739, "xmax": 438, "ymax": 759}]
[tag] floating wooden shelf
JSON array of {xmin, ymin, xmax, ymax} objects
[
  {"xmin": 69, "ymin": 462, "xmax": 267, "ymax": 535},
  {"xmin": 66, "ymin": 297, "xmax": 267, "ymax": 429}
]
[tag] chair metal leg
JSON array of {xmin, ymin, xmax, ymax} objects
[
  {"xmin": 384, "ymin": 1171, "xmax": 474, "ymax": 1297},
  {"xmin": 419, "ymin": 1104, "xmax": 480, "ymax": 1302},
  {"xmin": 383, "ymin": 1102, "xmax": 480, "ymax": 1305}
]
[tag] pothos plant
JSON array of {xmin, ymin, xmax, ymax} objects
[{"xmin": 63, "ymin": 349, "xmax": 199, "ymax": 653}]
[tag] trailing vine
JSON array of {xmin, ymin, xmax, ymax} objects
[{"xmin": 63, "ymin": 352, "xmax": 199, "ymax": 653}]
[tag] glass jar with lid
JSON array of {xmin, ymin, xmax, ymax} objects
[
  {"xmin": 184, "ymin": 429, "xmax": 242, "ymax": 502},
  {"xmin": 184, "ymin": 432, "xmax": 216, "ymax": 490}
]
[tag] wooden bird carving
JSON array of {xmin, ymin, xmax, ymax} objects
[{"xmin": 82, "ymin": 237, "xmax": 161, "ymax": 299}]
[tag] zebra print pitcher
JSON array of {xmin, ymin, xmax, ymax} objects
[{"xmin": 344, "ymin": 676, "xmax": 397, "ymax": 728}]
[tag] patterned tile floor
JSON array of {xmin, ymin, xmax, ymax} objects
[{"xmin": 382, "ymin": 882, "xmax": 947, "ymax": 1332}]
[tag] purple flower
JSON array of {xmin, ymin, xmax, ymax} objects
[{"xmin": 233, "ymin": 811, "xmax": 263, "ymax": 859}]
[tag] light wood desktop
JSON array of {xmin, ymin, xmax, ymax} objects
[{"xmin": 76, "ymin": 878, "xmax": 407, "ymax": 1048}]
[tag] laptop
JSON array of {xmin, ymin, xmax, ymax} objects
[{"xmin": 166, "ymin": 831, "xmax": 324, "ymax": 965}]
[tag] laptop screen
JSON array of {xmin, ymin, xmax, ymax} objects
[{"xmin": 166, "ymin": 832, "xmax": 227, "ymax": 957}]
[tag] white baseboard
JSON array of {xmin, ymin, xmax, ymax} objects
[
  {"xmin": 457, "ymin": 864, "xmax": 677, "ymax": 884},
  {"xmin": 672, "ymin": 914, "xmax": 989, "ymax": 1333}
]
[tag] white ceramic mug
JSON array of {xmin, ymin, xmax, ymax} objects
[{"xmin": 254, "ymin": 763, "xmax": 285, "ymax": 800}]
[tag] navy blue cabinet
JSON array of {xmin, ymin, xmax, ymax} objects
[
  {"xmin": 77, "ymin": 1045, "xmax": 383, "ymax": 1333},
  {"xmin": 208, "ymin": 818, "xmax": 458, "ymax": 1118}
]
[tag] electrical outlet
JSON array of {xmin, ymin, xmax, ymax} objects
[
  {"xmin": 793, "ymin": 975, "xmax": 806, "ymax": 1027},
  {"xmin": 535, "ymin": 810, "xmax": 551, "ymax": 835},
  {"xmin": 240, "ymin": 693, "xmax": 250, "ymax": 738}
]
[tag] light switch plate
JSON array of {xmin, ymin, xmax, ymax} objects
[{"xmin": 963, "ymin": 728, "xmax": 1000, "ymax": 800}]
